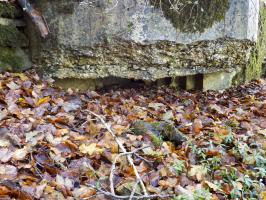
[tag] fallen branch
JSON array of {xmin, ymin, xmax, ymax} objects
[
  {"xmin": 88, "ymin": 111, "xmax": 148, "ymax": 196},
  {"xmin": 109, "ymin": 146, "xmax": 150, "ymax": 196},
  {"xmin": 87, "ymin": 184, "xmax": 173, "ymax": 200}
]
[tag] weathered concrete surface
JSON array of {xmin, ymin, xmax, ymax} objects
[
  {"xmin": 30, "ymin": 0, "xmax": 260, "ymax": 88},
  {"xmin": 203, "ymin": 68, "xmax": 241, "ymax": 91}
]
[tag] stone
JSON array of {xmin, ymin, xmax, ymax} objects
[
  {"xmin": 203, "ymin": 68, "xmax": 241, "ymax": 91},
  {"xmin": 131, "ymin": 121, "xmax": 187, "ymax": 146}
]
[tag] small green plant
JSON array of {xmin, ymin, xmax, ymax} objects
[
  {"xmin": 202, "ymin": 156, "xmax": 221, "ymax": 172},
  {"xmin": 220, "ymin": 167, "xmax": 238, "ymax": 183},
  {"xmin": 150, "ymin": 134, "xmax": 163, "ymax": 147},
  {"xmin": 172, "ymin": 160, "xmax": 185, "ymax": 175},
  {"xmin": 223, "ymin": 132, "xmax": 234, "ymax": 144},
  {"xmin": 255, "ymin": 167, "xmax": 266, "ymax": 178},
  {"xmin": 189, "ymin": 143, "xmax": 207, "ymax": 161}
]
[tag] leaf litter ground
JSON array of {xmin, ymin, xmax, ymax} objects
[{"xmin": 0, "ymin": 71, "xmax": 265, "ymax": 200}]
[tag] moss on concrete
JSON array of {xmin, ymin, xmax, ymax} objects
[
  {"xmin": 150, "ymin": 0, "xmax": 229, "ymax": 33},
  {"xmin": 0, "ymin": 2, "xmax": 22, "ymax": 18},
  {"xmin": 0, "ymin": 47, "xmax": 24, "ymax": 72},
  {"xmin": 0, "ymin": 24, "xmax": 28, "ymax": 47},
  {"xmin": 246, "ymin": 8, "xmax": 266, "ymax": 81}
]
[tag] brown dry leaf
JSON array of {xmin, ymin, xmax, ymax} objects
[
  {"xmin": 86, "ymin": 122, "xmax": 100, "ymax": 135},
  {"xmin": 0, "ymin": 165, "xmax": 17, "ymax": 180},
  {"xmin": 79, "ymin": 143, "xmax": 103, "ymax": 155},
  {"xmin": 192, "ymin": 119, "xmax": 203, "ymax": 134},
  {"xmin": 73, "ymin": 186, "xmax": 96, "ymax": 198},
  {"xmin": 112, "ymin": 125, "xmax": 128, "ymax": 135},
  {"xmin": 12, "ymin": 147, "xmax": 29, "ymax": 161},
  {"xmin": 136, "ymin": 161, "xmax": 148, "ymax": 173},
  {"xmin": 188, "ymin": 165, "xmax": 207, "ymax": 181}
]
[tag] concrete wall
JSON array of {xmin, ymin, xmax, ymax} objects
[
  {"xmin": 29, "ymin": 0, "xmax": 261, "ymax": 90},
  {"xmin": 0, "ymin": 2, "xmax": 31, "ymax": 72},
  {"xmin": 0, "ymin": 0, "xmax": 264, "ymax": 90}
]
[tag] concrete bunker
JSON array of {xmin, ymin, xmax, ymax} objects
[{"xmin": 0, "ymin": 0, "xmax": 265, "ymax": 91}]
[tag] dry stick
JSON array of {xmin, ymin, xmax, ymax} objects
[
  {"xmin": 88, "ymin": 184, "xmax": 172, "ymax": 200},
  {"xmin": 88, "ymin": 111, "xmax": 148, "ymax": 196},
  {"xmin": 129, "ymin": 179, "xmax": 141, "ymax": 200},
  {"xmin": 110, "ymin": 147, "xmax": 150, "ymax": 196}
]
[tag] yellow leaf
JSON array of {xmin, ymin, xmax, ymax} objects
[
  {"xmin": 260, "ymin": 191, "xmax": 266, "ymax": 200},
  {"xmin": 36, "ymin": 97, "xmax": 51, "ymax": 106},
  {"xmin": 13, "ymin": 73, "xmax": 28, "ymax": 81}
]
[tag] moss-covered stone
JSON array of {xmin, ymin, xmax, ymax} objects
[
  {"xmin": 0, "ymin": 47, "xmax": 24, "ymax": 72},
  {"xmin": 131, "ymin": 120, "xmax": 187, "ymax": 146},
  {"xmin": 150, "ymin": 0, "xmax": 229, "ymax": 33},
  {"xmin": 0, "ymin": 24, "xmax": 28, "ymax": 47},
  {"xmin": 0, "ymin": 2, "xmax": 22, "ymax": 18},
  {"xmin": 246, "ymin": 7, "xmax": 266, "ymax": 81}
]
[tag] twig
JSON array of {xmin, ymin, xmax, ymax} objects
[
  {"xmin": 88, "ymin": 184, "xmax": 172, "ymax": 200},
  {"xmin": 129, "ymin": 179, "xmax": 141, "ymax": 200},
  {"xmin": 88, "ymin": 111, "xmax": 149, "ymax": 196},
  {"xmin": 109, "ymin": 146, "xmax": 150, "ymax": 195}
]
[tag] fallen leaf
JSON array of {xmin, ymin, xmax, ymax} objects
[
  {"xmin": 36, "ymin": 97, "xmax": 50, "ymax": 106},
  {"xmin": 188, "ymin": 165, "xmax": 207, "ymax": 181},
  {"xmin": 204, "ymin": 181, "xmax": 219, "ymax": 191},
  {"xmin": 6, "ymin": 81, "xmax": 20, "ymax": 90},
  {"xmin": 0, "ymin": 139, "xmax": 10, "ymax": 148},
  {"xmin": 12, "ymin": 147, "xmax": 29, "ymax": 161},
  {"xmin": 79, "ymin": 143, "xmax": 103, "ymax": 155},
  {"xmin": 0, "ymin": 165, "xmax": 17, "ymax": 180},
  {"xmin": 192, "ymin": 119, "xmax": 202, "ymax": 134}
]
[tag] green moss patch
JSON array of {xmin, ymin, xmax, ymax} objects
[
  {"xmin": 150, "ymin": 0, "xmax": 229, "ymax": 33},
  {"xmin": 0, "ymin": 25, "xmax": 28, "ymax": 47},
  {"xmin": 0, "ymin": 2, "xmax": 22, "ymax": 18},
  {"xmin": 246, "ymin": 7, "xmax": 266, "ymax": 81},
  {"xmin": 0, "ymin": 47, "xmax": 24, "ymax": 71}
]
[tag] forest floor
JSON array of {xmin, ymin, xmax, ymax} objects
[{"xmin": 0, "ymin": 71, "xmax": 265, "ymax": 200}]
